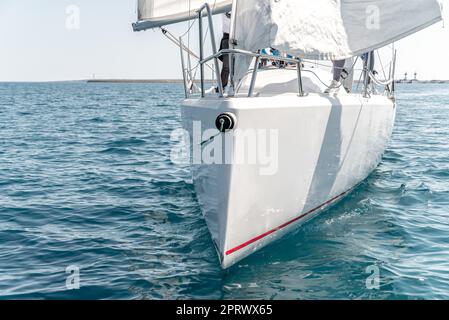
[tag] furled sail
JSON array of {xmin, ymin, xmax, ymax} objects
[
  {"xmin": 232, "ymin": 0, "xmax": 443, "ymax": 60},
  {"xmin": 133, "ymin": 0, "xmax": 232, "ymax": 31}
]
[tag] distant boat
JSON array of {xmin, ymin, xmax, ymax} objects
[{"xmin": 133, "ymin": 0, "xmax": 442, "ymax": 268}]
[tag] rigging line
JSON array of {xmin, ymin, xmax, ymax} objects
[
  {"xmin": 303, "ymin": 57, "xmax": 358, "ymax": 73},
  {"xmin": 369, "ymin": 71, "xmax": 394, "ymax": 86},
  {"xmin": 161, "ymin": 28, "xmax": 198, "ymax": 59},
  {"xmin": 180, "ymin": 11, "xmax": 196, "ymax": 37},
  {"xmin": 180, "ymin": 19, "xmax": 196, "ymax": 38},
  {"xmin": 186, "ymin": 0, "xmax": 192, "ymax": 72},
  {"xmin": 177, "ymin": 1, "xmax": 193, "ymax": 79},
  {"xmin": 301, "ymin": 69, "xmax": 339, "ymax": 89},
  {"xmin": 180, "ymin": 0, "xmax": 216, "ymax": 66},
  {"xmin": 199, "ymin": 0, "xmax": 218, "ymax": 60},
  {"xmin": 376, "ymin": 50, "xmax": 388, "ymax": 80},
  {"xmin": 161, "ymin": 27, "xmax": 215, "ymax": 74},
  {"xmin": 356, "ymin": 65, "xmax": 364, "ymax": 92},
  {"xmin": 189, "ymin": 0, "xmax": 219, "ymax": 87},
  {"xmin": 306, "ymin": 56, "xmax": 360, "ymax": 90},
  {"xmin": 179, "ymin": 0, "xmax": 219, "ymax": 87}
]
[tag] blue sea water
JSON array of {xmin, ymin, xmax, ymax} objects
[{"xmin": 1, "ymin": 82, "xmax": 449, "ymax": 300}]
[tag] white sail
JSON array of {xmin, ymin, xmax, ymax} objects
[
  {"xmin": 133, "ymin": 0, "xmax": 232, "ymax": 31},
  {"xmin": 233, "ymin": 0, "xmax": 443, "ymax": 60}
]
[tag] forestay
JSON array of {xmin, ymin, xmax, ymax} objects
[
  {"xmin": 232, "ymin": 0, "xmax": 442, "ymax": 60},
  {"xmin": 133, "ymin": 0, "xmax": 232, "ymax": 31}
]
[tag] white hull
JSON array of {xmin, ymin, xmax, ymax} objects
[{"xmin": 182, "ymin": 91, "xmax": 396, "ymax": 268}]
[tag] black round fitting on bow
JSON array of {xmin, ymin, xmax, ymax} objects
[{"xmin": 215, "ymin": 112, "xmax": 237, "ymax": 133}]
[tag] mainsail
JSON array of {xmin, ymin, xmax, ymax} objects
[
  {"xmin": 231, "ymin": 0, "xmax": 442, "ymax": 84},
  {"xmin": 133, "ymin": 0, "xmax": 232, "ymax": 31},
  {"xmin": 233, "ymin": 0, "xmax": 443, "ymax": 60}
]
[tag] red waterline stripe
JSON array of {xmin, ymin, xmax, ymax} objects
[{"xmin": 225, "ymin": 189, "xmax": 352, "ymax": 256}]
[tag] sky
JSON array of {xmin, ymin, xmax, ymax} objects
[{"xmin": 1, "ymin": 0, "xmax": 449, "ymax": 82}]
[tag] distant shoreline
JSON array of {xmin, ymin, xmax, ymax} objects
[
  {"xmin": 0, "ymin": 79, "xmax": 448, "ymax": 84},
  {"xmin": 353, "ymin": 79, "xmax": 449, "ymax": 84},
  {"xmin": 394, "ymin": 80, "xmax": 449, "ymax": 84},
  {"xmin": 82, "ymin": 79, "xmax": 449, "ymax": 84},
  {"xmin": 87, "ymin": 79, "xmax": 185, "ymax": 84},
  {"xmin": 0, "ymin": 79, "xmax": 212, "ymax": 84},
  {"xmin": 87, "ymin": 79, "xmax": 214, "ymax": 84}
]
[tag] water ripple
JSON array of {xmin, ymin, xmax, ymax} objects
[{"xmin": 1, "ymin": 82, "xmax": 449, "ymax": 299}]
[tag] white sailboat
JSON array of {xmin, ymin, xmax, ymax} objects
[{"xmin": 133, "ymin": 0, "xmax": 443, "ymax": 268}]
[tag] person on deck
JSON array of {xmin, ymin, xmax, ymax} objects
[
  {"xmin": 361, "ymin": 51, "xmax": 375, "ymax": 87},
  {"xmin": 218, "ymin": 12, "xmax": 231, "ymax": 93},
  {"xmin": 259, "ymin": 48, "xmax": 270, "ymax": 68},
  {"xmin": 325, "ymin": 59, "xmax": 346, "ymax": 94},
  {"xmin": 325, "ymin": 51, "xmax": 375, "ymax": 94}
]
